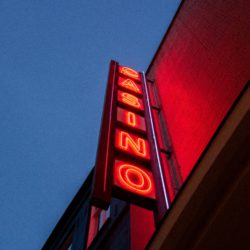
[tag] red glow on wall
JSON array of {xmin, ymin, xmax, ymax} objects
[
  {"xmin": 115, "ymin": 129, "xmax": 150, "ymax": 160},
  {"xmin": 130, "ymin": 205, "xmax": 155, "ymax": 250},
  {"xmin": 117, "ymin": 90, "xmax": 144, "ymax": 111},
  {"xmin": 119, "ymin": 66, "xmax": 140, "ymax": 81},
  {"xmin": 113, "ymin": 160, "xmax": 155, "ymax": 198},
  {"xmin": 147, "ymin": 0, "xmax": 249, "ymax": 182},
  {"xmin": 117, "ymin": 107, "xmax": 146, "ymax": 132},
  {"xmin": 118, "ymin": 77, "xmax": 142, "ymax": 95}
]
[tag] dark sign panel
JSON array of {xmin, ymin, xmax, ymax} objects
[{"xmin": 117, "ymin": 107, "xmax": 146, "ymax": 132}]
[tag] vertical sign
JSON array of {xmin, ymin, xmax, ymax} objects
[
  {"xmin": 113, "ymin": 65, "xmax": 156, "ymax": 208},
  {"xmin": 91, "ymin": 61, "xmax": 169, "ymax": 211}
]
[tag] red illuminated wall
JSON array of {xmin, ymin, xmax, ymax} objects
[
  {"xmin": 130, "ymin": 205, "xmax": 155, "ymax": 250},
  {"xmin": 147, "ymin": 0, "xmax": 250, "ymax": 182}
]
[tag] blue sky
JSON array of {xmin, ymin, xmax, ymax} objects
[{"xmin": 0, "ymin": 1, "xmax": 180, "ymax": 249}]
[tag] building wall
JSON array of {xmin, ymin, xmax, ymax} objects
[
  {"xmin": 147, "ymin": 0, "xmax": 250, "ymax": 182},
  {"xmin": 88, "ymin": 199, "xmax": 130, "ymax": 250}
]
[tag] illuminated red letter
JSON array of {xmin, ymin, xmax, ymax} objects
[
  {"xmin": 113, "ymin": 160, "xmax": 155, "ymax": 198},
  {"xmin": 119, "ymin": 131, "xmax": 145, "ymax": 156},
  {"xmin": 119, "ymin": 66, "xmax": 140, "ymax": 81},
  {"xmin": 118, "ymin": 78, "xmax": 142, "ymax": 94},
  {"xmin": 122, "ymin": 92, "xmax": 140, "ymax": 108},
  {"xmin": 127, "ymin": 112, "xmax": 136, "ymax": 127},
  {"xmin": 115, "ymin": 129, "xmax": 150, "ymax": 160},
  {"xmin": 117, "ymin": 91, "xmax": 144, "ymax": 111}
]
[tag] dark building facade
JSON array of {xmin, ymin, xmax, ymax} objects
[
  {"xmin": 42, "ymin": 170, "xmax": 155, "ymax": 250},
  {"xmin": 43, "ymin": 0, "xmax": 250, "ymax": 249}
]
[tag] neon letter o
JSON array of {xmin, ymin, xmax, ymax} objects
[{"xmin": 118, "ymin": 164, "xmax": 152, "ymax": 194}]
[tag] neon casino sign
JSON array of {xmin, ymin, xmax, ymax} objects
[{"xmin": 91, "ymin": 61, "xmax": 168, "ymax": 210}]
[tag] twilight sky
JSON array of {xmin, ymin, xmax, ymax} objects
[{"xmin": 0, "ymin": 1, "xmax": 180, "ymax": 249}]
